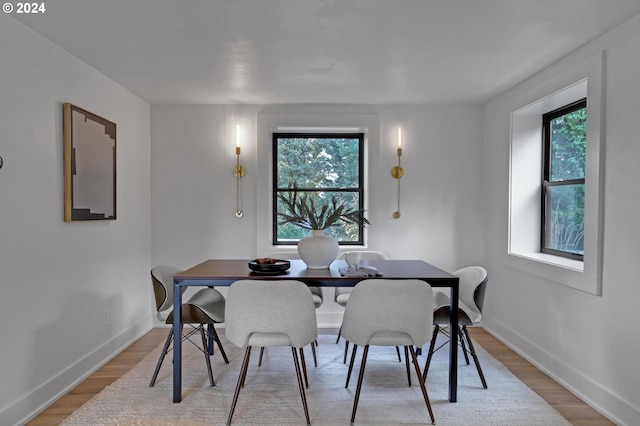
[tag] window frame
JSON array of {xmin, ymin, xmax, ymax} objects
[
  {"xmin": 506, "ymin": 50, "xmax": 604, "ymax": 296},
  {"xmin": 540, "ymin": 98, "xmax": 587, "ymax": 261},
  {"xmin": 271, "ymin": 132, "xmax": 365, "ymax": 246}
]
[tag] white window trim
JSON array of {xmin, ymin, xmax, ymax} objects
[
  {"xmin": 255, "ymin": 111, "xmax": 381, "ymax": 256},
  {"xmin": 506, "ymin": 52, "xmax": 604, "ymax": 295}
]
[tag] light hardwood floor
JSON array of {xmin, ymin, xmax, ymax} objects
[{"xmin": 27, "ymin": 327, "xmax": 614, "ymax": 425}]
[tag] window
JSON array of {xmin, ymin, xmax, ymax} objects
[
  {"xmin": 272, "ymin": 132, "xmax": 365, "ymax": 245},
  {"xmin": 507, "ymin": 51, "xmax": 604, "ymax": 295},
  {"xmin": 541, "ymin": 99, "xmax": 586, "ymax": 260}
]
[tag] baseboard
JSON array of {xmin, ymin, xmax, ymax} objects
[
  {"xmin": 7, "ymin": 315, "xmax": 153, "ymax": 426},
  {"xmin": 482, "ymin": 318, "xmax": 640, "ymax": 426}
]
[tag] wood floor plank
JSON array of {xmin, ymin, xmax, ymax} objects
[
  {"xmin": 467, "ymin": 328, "xmax": 614, "ymax": 426},
  {"xmin": 27, "ymin": 327, "xmax": 614, "ymax": 425},
  {"xmin": 26, "ymin": 328, "xmax": 167, "ymax": 426}
]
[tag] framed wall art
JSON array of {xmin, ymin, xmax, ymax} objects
[{"xmin": 63, "ymin": 103, "xmax": 116, "ymax": 221}]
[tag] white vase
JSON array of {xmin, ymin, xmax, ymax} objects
[{"xmin": 297, "ymin": 230, "xmax": 339, "ymax": 269}]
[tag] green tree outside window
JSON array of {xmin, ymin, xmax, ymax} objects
[
  {"xmin": 543, "ymin": 100, "xmax": 586, "ymax": 258},
  {"xmin": 273, "ymin": 133, "xmax": 365, "ymax": 245}
]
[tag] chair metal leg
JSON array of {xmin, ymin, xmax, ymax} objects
[
  {"xmin": 258, "ymin": 347, "xmax": 265, "ymax": 366},
  {"xmin": 396, "ymin": 346, "xmax": 402, "ymax": 362},
  {"xmin": 410, "ymin": 346, "xmax": 435, "ymax": 424},
  {"xmin": 404, "ymin": 346, "xmax": 411, "ymax": 386},
  {"xmin": 299, "ymin": 347, "xmax": 309, "ymax": 388},
  {"xmin": 422, "ymin": 325, "xmax": 440, "ymax": 382},
  {"xmin": 149, "ymin": 326, "xmax": 174, "ymax": 387},
  {"xmin": 207, "ymin": 324, "xmax": 214, "ymax": 356},
  {"xmin": 311, "ymin": 341, "xmax": 318, "ymax": 367},
  {"xmin": 240, "ymin": 346, "xmax": 252, "ymax": 388},
  {"xmin": 345, "ymin": 344, "xmax": 358, "ymax": 388},
  {"xmin": 336, "ymin": 326, "xmax": 342, "ymax": 344},
  {"xmin": 350, "ymin": 345, "xmax": 369, "ymax": 424},
  {"xmin": 463, "ymin": 326, "xmax": 488, "ymax": 388},
  {"xmin": 199, "ymin": 326, "xmax": 215, "ymax": 387},
  {"xmin": 227, "ymin": 347, "xmax": 252, "ymax": 425},
  {"xmin": 209, "ymin": 324, "xmax": 229, "ymax": 364},
  {"xmin": 459, "ymin": 327, "xmax": 470, "ymax": 365},
  {"xmin": 343, "ymin": 340, "xmax": 349, "ymax": 364},
  {"xmin": 292, "ymin": 348, "xmax": 312, "ymax": 426}
]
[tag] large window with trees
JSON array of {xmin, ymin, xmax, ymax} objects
[
  {"xmin": 272, "ymin": 133, "xmax": 365, "ymax": 245},
  {"xmin": 508, "ymin": 52, "xmax": 603, "ymax": 295},
  {"xmin": 541, "ymin": 99, "xmax": 586, "ymax": 260}
]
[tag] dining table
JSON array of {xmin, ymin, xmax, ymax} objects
[{"xmin": 172, "ymin": 258, "xmax": 460, "ymax": 403}]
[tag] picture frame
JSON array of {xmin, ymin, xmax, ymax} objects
[{"xmin": 63, "ymin": 103, "xmax": 117, "ymax": 221}]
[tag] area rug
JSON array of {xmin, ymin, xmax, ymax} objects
[{"xmin": 61, "ymin": 333, "xmax": 570, "ymax": 425}]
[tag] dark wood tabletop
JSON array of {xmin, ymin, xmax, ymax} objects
[{"xmin": 174, "ymin": 258, "xmax": 457, "ymax": 287}]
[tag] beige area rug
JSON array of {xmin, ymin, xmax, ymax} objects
[{"xmin": 61, "ymin": 333, "xmax": 570, "ymax": 425}]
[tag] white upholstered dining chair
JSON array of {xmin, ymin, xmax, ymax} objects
[
  {"xmin": 340, "ymin": 278, "xmax": 436, "ymax": 424},
  {"xmin": 224, "ymin": 279, "xmax": 318, "ymax": 425}
]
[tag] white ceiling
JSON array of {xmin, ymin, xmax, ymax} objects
[{"xmin": 12, "ymin": 0, "xmax": 640, "ymax": 105}]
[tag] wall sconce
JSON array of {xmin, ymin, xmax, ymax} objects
[
  {"xmin": 391, "ymin": 127, "xmax": 404, "ymax": 219},
  {"xmin": 232, "ymin": 124, "xmax": 245, "ymax": 218}
]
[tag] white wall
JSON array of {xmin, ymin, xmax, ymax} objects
[
  {"xmin": 12, "ymin": 7, "xmax": 638, "ymax": 426},
  {"xmin": 0, "ymin": 16, "xmax": 152, "ymax": 426},
  {"xmin": 482, "ymin": 15, "xmax": 640, "ymax": 425},
  {"xmin": 151, "ymin": 103, "xmax": 485, "ymax": 326}
]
